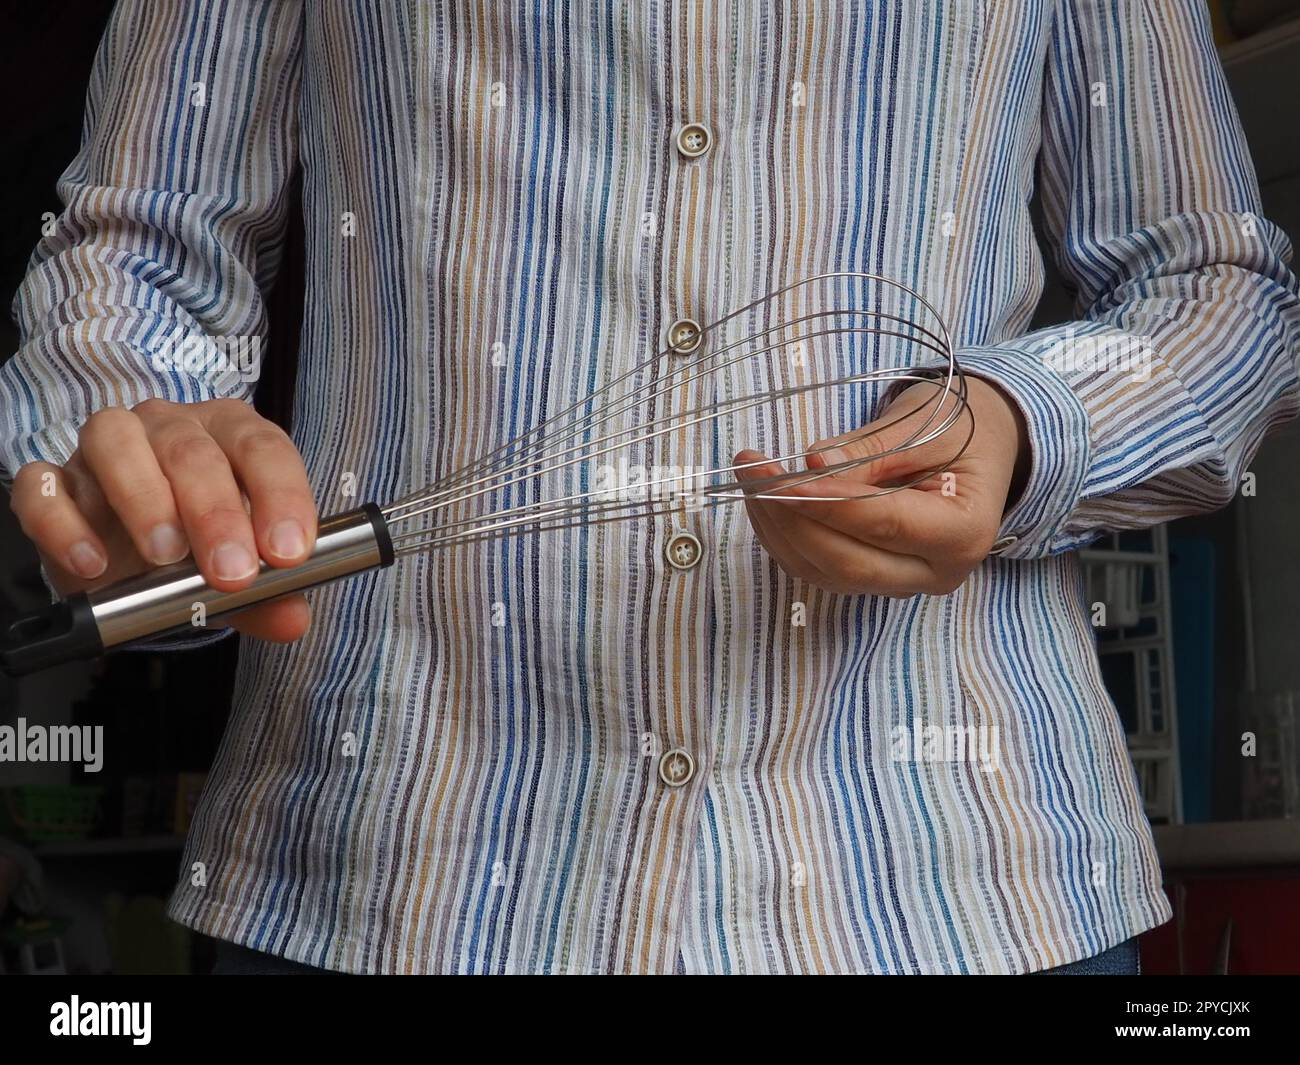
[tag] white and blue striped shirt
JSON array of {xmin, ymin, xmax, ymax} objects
[{"xmin": 2, "ymin": 0, "xmax": 1297, "ymax": 972}]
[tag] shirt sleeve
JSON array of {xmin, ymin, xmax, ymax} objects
[
  {"xmin": 959, "ymin": 0, "xmax": 1300, "ymax": 559},
  {"xmin": 0, "ymin": 0, "xmax": 303, "ymax": 484}
]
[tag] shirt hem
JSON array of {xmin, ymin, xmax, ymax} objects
[{"xmin": 168, "ymin": 886, "xmax": 1174, "ymax": 975}]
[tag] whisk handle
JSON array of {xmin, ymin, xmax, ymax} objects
[{"xmin": 0, "ymin": 503, "xmax": 394, "ymax": 677}]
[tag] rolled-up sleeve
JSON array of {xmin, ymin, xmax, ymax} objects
[
  {"xmin": 961, "ymin": 0, "xmax": 1300, "ymax": 559},
  {"xmin": 0, "ymin": 0, "xmax": 303, "ymax": 485}
]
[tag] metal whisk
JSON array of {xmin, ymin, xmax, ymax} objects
[{"xmin": 0, "ymin": 272, "xmax": 968, "ymax": 675}]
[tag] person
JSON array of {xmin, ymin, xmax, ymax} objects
[{"xmin": 1, "ymin": 0, "xmax": 1296, "ymax": 975}]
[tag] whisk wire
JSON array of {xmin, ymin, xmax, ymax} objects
[{"xmin": 381, "ymin": 271, "xmax": 968, "ymax": 557}]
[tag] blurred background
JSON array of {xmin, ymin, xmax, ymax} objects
[{"xmin": 1, "ymin": 0, "xmax": 1298, "ymax": 975}]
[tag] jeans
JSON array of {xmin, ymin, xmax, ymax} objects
[
  {"xmin": 212, "ymin": 941, "xmax": 338, "ymax": 975},
  {"xmin": 212, "ymin": 935, "xmax": 1141, "ymax": 974},
  {"xmin": 1036, "ymin": 937, "xmax": 1140, "ymax": 975}
]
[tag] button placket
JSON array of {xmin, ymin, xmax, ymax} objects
[{"xmin": 654, "ymin": 106, "xmax": 712, "ymax": 809}]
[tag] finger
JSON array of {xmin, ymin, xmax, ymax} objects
[
  {"xmin": 201, "ymin": 402, "xmax": 317, "ymax": 566},
  {"xmin": 766, "ymin": 470, "xmax": 978, "ymax": 559},
  {"xmin": 738, "ymin": 430, "xmax": 984, "ymax": 560},
  {"xmin": 227, "ymin": 595, "xmax": 312, "ymax": 643},
  {"xmin": 734, "ymin": 449, "xmax": 811, "ymax": 494},
  {"xmin": 767, "ymin": 504, "xmax": 941, "ymax": 596},
  {"xmin": 77, "ymin": 407, "xmax": 189, "ymax": 565},
  {"xmin": 143, "ymin": 416, "xmax": 260, "ymax": 591},
  {"xmin": 737, "ymin": 451, "xmax": 941, "ymax": 595},
  {"xmin": 743, "ymin": 496, "xmax": 832, "ymax": 587},
  {"xmin": 10, "ymin": 462, "xmax": 109, "ymax": 581},
  {"xmin": 743, "ymin": 447, "xmax": 935, "ymax": 553},
  {"xmin": 805, "ymin": 381, "xmax": 970, "ymax": 484},
  {"xmin": 736, "ymin": 452, "xmax": 840, "ymax": 585}
]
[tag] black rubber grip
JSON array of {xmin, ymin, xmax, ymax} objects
[
  {"xmin": 0, "ymin": 593, "xmax": 103, "ymax": 677},
  {"xmin": 362, "ymin": 501, "xmax": 395, "ymax": 567}
]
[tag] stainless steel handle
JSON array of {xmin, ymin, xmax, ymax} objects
[{"xmin": 89, "ymin": 503, "xmax": 394, "ymax": 648}]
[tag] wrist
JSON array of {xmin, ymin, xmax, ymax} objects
[{"xmin": 966, "ymin": 375, "xmax": 1030, "ymax": 513}]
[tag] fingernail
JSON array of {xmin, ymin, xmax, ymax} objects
[
  {"xmin": 146, "ymin": 523, "xmax": 188, "ymax": 565},
  {"xmin": 67, "ymin": 541, "xmax": 107, "ymax": 580},
  {"xmin": 819, "ymin": 447, "xmax": 848, "ymax": 468},
  {"xmin": 266, "ymin": 519, "xmax": 307, "ymax": 560},
  {"xmin": 211, "ymin": 541, "xmax": 257, "ymax": 581}
]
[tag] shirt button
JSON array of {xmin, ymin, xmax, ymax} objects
[
  {"xmin": 989, "ymin": 535, "xmax": 1018, "ymax": 555},
  {"xmin": 675, "ymin": 122, "xmax": 712, "ymax": 159},
  {"xmin": 666, "ymin": 318, "xmax": 703, "ymax": 355},
  {"xmin": 658, "ymin": 747, "xmax": 696, "ymax": 788},
  {"xmin": 665, "ymin": 531, "xmax": 703, "ymax": 571}
]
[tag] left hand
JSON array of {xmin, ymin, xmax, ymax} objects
[{"xmin": 735, "ymin": 376, "xmax": 1029, "ymax": 596}]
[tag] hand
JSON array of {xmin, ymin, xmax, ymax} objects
[
  {"xmin": 9, "ymin": 398, "xmax": 318, "ymax": 642},
  {"xmin": 735, "ymin": 377, "xmax": 1029, "ymax": 596}
]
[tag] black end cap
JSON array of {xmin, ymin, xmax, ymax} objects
[{"xmin": 0, "ymin": 594, "xmax": 104, "ymax": 677}]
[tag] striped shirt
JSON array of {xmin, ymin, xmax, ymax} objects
[{"xmin": 3, "ymin": 0, "xmax": 1297, "ymax": 973}]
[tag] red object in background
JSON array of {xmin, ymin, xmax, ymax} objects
[{"xmin": 1141, "ymin": 875, "xmax": 1300, "ymax": 974}]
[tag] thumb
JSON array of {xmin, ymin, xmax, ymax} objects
[{"xmin": 806, "ymin": 382, "xmax": 964, "ymax": 484}]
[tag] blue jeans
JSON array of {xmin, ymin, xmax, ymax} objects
[
  {"xmin": 212, "ymin": 941, "xmax": 338, "ymax": 975},
  {"xmin": 1036, "ymin": 937, "xmax": 1140, "ymax": 975},
  {"xmin": 212, "ymin": 936, "xmax": 1141, "ymax": 974}
]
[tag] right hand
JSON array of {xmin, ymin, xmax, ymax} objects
[{"xmin": 9, "ymin": 397, "xmax": 318, "ymax": 643}]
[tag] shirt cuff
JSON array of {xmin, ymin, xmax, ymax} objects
[{"xmin": 950, "ymin": 346, "xmax": 1092, "ymax": 559}]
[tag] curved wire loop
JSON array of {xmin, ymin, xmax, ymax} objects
[{"xmin": 380, "ymin": 272, "xmax": 969, "ymax": 556}]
